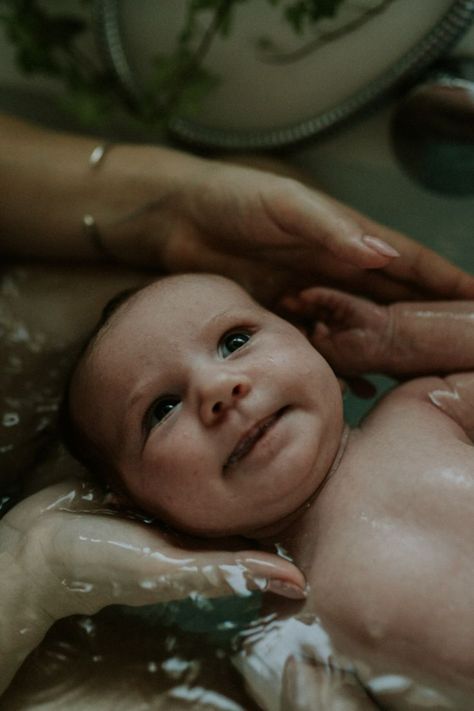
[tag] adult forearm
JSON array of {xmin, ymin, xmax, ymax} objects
[
  {"xmin": 0, "ymin": 113, "xmax": 204, "ymax": 262},
  {"xmin": 388, "ymin": 301, "xmax": 474, "ymax": 374}
]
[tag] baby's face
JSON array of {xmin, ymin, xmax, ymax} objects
[{"xmin": 71, "ymin": 274, "xmax": 344, "ymax": 536}]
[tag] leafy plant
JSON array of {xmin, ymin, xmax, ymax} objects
[{"xmin": 0, "ymin": 0, "xmax": 352, "ymax": 128}]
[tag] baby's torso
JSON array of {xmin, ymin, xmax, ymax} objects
[{"xmin": 295, "ymin": 384, "xmax": 474, "ymax": 703}]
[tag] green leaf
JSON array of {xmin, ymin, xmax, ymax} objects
[
  {"xmin": 0, "ymin": 0, "xmax": 351, "ymax": 130},
  {"xmin": 283, "ymin": 0, "xmax": 345, "ymax": 33},
  {"xmin": 284, "ymin": 2, "xmax": 307, "ymax": 34},
  {"xmin": 58, "ymin": 86, "xmax": 111, "ymax": 126},
  {"xmin": 308, "ymin": 0, "xmax": 345, "ymax": 21},
  {"xmin": 173, "ymin": 67, "xmax": 219, "ymax": 116}
]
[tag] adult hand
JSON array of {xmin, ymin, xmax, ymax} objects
[
  {"xmin": 3, "ymin": 480, "xmax": 306, "ymax": 623},
  {"xmin": 0, "ymin": 479, "xmax": 305, "ymax": 693},
  {"xmin": 282, "ymin": 287, "xmax": 391, "ymax": 377},
  {"xmin": 112, "ymin": 156, "xmax": 474, "ymax": 305},
  {"xmin": 280, "ymin": 656, "xmax": 378, "ymax": 711},
  {"xmin": 3, "ymin": 115, "xmax": 472, "ymax": 304}
]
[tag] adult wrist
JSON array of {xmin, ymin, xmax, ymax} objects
[
  {"xmin": 0, "ymin": 523, "xmax": 53, "ymax": 693},
  {"xmin": 85, "ymin": 142, "xmax": 210, "ymax": 268},
  {"xmin": 0, "ymin": 519, "xmax": 55, "ymax": 631}
]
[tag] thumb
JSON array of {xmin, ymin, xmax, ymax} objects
[{"xmin": 181, "ymin": 549, "xmax": 307, "ymax": 601}]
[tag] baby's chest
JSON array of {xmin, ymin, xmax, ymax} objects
[
  {"xmin": 342, "ymin": 402, "xmax": 474, "ymax": 540},
  {"xmin": 371, "ymin": 421, "xmax": 474, "ymax": 533},
  {"xmin": 305, "ymin": 433, "xmax": 474, "ymax": 687}
]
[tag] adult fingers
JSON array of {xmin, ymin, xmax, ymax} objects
[
  {"xmin": 124, "ymin": 547, "xmax": 308, "ymax": 605},
  {"xmin": 19, "ymin": 483, "xmax": 307, "ymax": 617},
  {"xmin": 44, "ymin": 518, "xmax": 307, "ymax": 616},
  {"xmin": 265, "ymin": 178, "xmax": 474, "ymax": 301},
  {"xmin": 266, "ymin": 183, "xmax": 400, "ymax": 270},
  {"xmin": 339, "ymin": 203, "xmax": 474, "ymax": 299},
  {"xmin": 374, "ymin": 231, "xmax": 474, "ymax": 299},
  {"xmin": 279, "ymin": 249, "xmax": 429, "ymax": 303},
  {"xmin": 319, "ymin": 267, "xmax": 428, "ymax": 303}
]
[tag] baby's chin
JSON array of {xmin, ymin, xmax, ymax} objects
[
  {"xmin": 114, "ymin": 489, "xmax": 312, "ymax": 545},
  {"xmin": 145, "ymin": 506, "xmax": 287, "ymax": 541},
  {"xmin": 159, "ymin": 504, "xmax": 311, "ymax": 542},
  {"xmin": 163, "ymin": 517, "xmax": 267, "ymax": 540},
  {"xmin": 117, "ymin": 493, "xmax": 254, "ymax": 539}
]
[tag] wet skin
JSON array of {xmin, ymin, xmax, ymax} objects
[
  {"xmin": 71, "ymin": 273, "xmax": 474, "ymax": 705},
  {"xmin": 268, "ymin": 379, "xmax": 474, "ymax": 704},
  {"xmin": 70, "ymin": 274, "xmax": 344, "ymax": 536}
]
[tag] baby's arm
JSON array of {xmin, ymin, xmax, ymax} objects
[{"xmin": 283, "ymin": 288, "xmax": 474, "ymax": 377}]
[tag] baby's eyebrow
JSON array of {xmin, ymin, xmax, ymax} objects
[
  {"xmin": 207, "ymin": 308, "xmax": 239, "ymax": 326},
  {"xmin": 206, "ymin": 306, "xmax": 258, "ymax": 330}
]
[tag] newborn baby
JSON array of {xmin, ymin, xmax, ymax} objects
[{"xmin": 64, "ymin": 273, "xmax": 474, "ymax": 709}]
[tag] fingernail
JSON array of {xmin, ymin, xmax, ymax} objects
[
  {"xmin": 266, "ymin": 580, "xmax": 307, "ymax": 599},
  {"xmin": 362, "ymin": 235, "xmax": 400, "ymax": 258}
]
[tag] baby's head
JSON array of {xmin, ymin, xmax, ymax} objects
[{"xmin": 64, "ymin": 273, "xmax": 344, "ymax": 537}]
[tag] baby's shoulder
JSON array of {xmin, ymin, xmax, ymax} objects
[
  {"xmin": 359, "ymin": 375, "xmax": 454, "ymax": 433},
  {"xmin": 375, "ymin": 375, "xmax": 446, "ymax": 404}
]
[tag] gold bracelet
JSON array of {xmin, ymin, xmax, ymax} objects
[{"xmin": 83, "ymin": 143, "xmax": 116, "ymax": 261}]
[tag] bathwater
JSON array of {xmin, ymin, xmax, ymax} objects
[{"xmin": 2, "ymin": 107, "xmax": 474, "ymax": 710}]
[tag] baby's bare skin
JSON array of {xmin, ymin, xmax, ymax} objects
[
  {"xmin": 70, "ymin": 275, "xmax": 474, "ymax": 709},
  {"xmin": 273, "ymin": 379, "xmax": 474, "ymax": 699},
  {"xmin": 1, "ymin": 266, "xmax": 298, "ymax": 710},
  {"xmin": 263, "ymin": 287, "xmax": 474, "ymax": 706}
]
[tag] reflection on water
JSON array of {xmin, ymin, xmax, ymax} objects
[
  {"xmin": 0, "ymin": 269, "xmax": 67, "ymax": 501},
  {"xmin": 2, "ymin": 606, "xmax": 260, "ymax": 710},
  {"xmin": 0, "ymin": 265, "xmax": 263, "ymax": 710}
]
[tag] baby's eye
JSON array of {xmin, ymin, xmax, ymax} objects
[
  {"xmin": 150, "ymin": 396, "xmax": 180, "ymax": 428},
  {"xmin": 219, "ymin": 330, "xmax": 251, "ymax": 358}
]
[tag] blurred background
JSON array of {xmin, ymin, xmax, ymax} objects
[{"xmin": 1, "ymin": 1, "xmax": 473, "ymax": 421}]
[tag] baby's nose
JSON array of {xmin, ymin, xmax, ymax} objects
[{"xmin": 199, "ymin": 372, "xmax": 250, "ymax": 424}]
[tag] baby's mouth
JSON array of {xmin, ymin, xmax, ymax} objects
[{"xmin": 224, "ymin": 407, "xmax": 287, "ymax": 469}]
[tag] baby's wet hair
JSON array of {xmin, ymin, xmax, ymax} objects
[{"xmin": 58, "ymin": 285, "xmax": 142, "ymax": 491}]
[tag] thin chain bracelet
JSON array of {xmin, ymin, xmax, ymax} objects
[
  {"xmin": 89, "ymin": 142, "xmax": 111, "ymax": 168},
  {"xmin": 82, "ymin": 142, "xmax": 117, "ymax": 262}
]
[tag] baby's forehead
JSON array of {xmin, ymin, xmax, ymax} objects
[
  {"xmin": 117, "ymin": 273, "xmax": 257, "ymax": 323},
  {"xmin": 147, "ymin": 273, "xmax": 252, "ymax": 300},
  {"xmin": 78, "ymin": 273, "xmax": 260, "ymax": 387},
  {"xmin": 100, "ymin": 273, "xmax": 260, "ymax": 347}
]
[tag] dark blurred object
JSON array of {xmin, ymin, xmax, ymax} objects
[{"xmin": 391, "ymin": 57, "xmax": 474, "ymax": 195}]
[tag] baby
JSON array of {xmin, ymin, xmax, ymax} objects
[{"xmin": 64, "ymin": 273, "xmax": 474, "ymax": 710}]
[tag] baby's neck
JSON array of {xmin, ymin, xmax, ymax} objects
[{"xmin": 254, "ymin": 424, "xmax": 351, "ymax": 567}]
